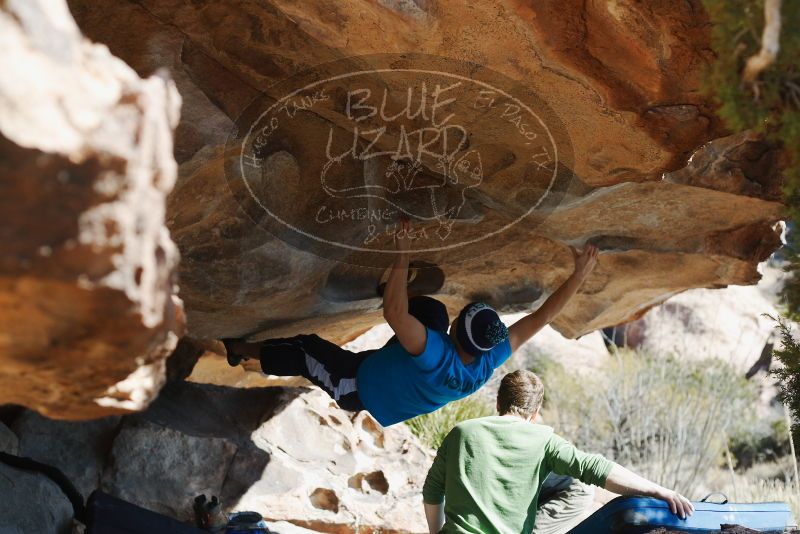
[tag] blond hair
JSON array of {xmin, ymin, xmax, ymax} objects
[{"xmin": 497, "ymin": 370, "xmax": 544, "ymax": 418}]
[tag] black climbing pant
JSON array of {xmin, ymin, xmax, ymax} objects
[{"xmin": 259, "ymin": 335, "xmax": 373, "ymax": 412}]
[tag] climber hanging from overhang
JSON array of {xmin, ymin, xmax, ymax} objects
[{"xmin": 223, "ymin": 217, "xmax": 598, "ymax": 427}]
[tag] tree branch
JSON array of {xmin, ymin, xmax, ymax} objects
[{"xmin": 742, "ymin": 0, "xmax": 782, "ymax": 83}]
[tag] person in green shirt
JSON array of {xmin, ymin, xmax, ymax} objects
[{"xmin": 422, "ymin": 370, "xmax": 694, "ymax": 534}]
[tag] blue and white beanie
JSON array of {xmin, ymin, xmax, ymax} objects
[{"xmin": 455, "ymin": 302, "xmax": 509, "ymax": 357}]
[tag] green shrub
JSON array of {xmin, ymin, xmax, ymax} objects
[
  {"xmin": 406, "ymin": 395, "xmax": 494, "ymax": 449},
  {"xmin": 729, "ymin": 417, "xmax": 791, "ymax": 470},
  {"xmin": 770, "ymin": 314, "xmax": 800, "ymax": 444}
]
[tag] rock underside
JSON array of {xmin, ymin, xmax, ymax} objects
[
  {"xmin": 66, "ymin": 0, "xmax": 784, "ymax": 346},
  {"xmin": 1, "ymin": 0, "xmax": 788, "ymax": 418}
]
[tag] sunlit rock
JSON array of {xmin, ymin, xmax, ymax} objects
[
  {"xmin": 64, "ymin": 0, "xmax": 784, "ymax": 346},
  {"xmin": 0, "ymin": 0, "xmax": 184, "ymax": 418}
]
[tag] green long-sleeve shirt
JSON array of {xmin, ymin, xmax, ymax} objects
[{"xmin": 423, "ymin": 416, "xmax": 614, "ymax": 534}]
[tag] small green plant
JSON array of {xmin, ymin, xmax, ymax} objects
[
  {"xmin": 769, "ymin": 315, "xmax": 800, "ymax": 444},
  {"xmin": 406, "ymin": 395, "xmax": 494, "ymax": 449}
]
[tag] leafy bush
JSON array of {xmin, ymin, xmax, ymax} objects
[
  {"xmin": 406, "ymin": 395, "xmax": 493, "ymax": 449},
  {"xmin": 771, "ymin": 315, "xmax": 800, "ymax": 445},
  {"xmin": 540, "ymin": 350, "xmax": 759, "ymax": 497}
]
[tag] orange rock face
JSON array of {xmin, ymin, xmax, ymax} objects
[
  {"xmin": 0, "ymin": 0, "xmax": 184, "ymax": 418},
  {"xmin": 61, "ymin": 0, "xmax": 783, "ymax": 348},
  {"xmin": 0, "ymin": 0, "xmax": 786, "ymax": 419}
]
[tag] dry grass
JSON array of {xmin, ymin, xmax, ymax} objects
[
  {"xmin": 538, "ymin": 349, "xmax": 760, "ymax": 497},
  {"xmin": 721, "ymin": 474, "xmax": 800, "ymax": 523}
]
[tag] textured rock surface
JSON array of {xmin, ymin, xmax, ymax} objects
[
  {"xmin": 602, "ymin": 262, "xmax": 786, "ymax": 372},
  {"xmin": 62, "ymin": 0, "xmax": 785, "ymax": 346},
  {"xmin": 0, "ymin": 463, "xmax": 74, "ymax": 534},
  {"xmin": 12, "ymin": 411, "xmax": 121, "ymax": 499},
  {"xmin": 3, "ymin": 382, "xmax": 431, "ymax": 534},
  {"xmin": 0, "ymin": 420, "xmax": 19, "ymax": 455},
  {"xmin": 103, "ymin": 417, "xmax": 239, "ymax": 518},
  {"xmin": 237, "ymin": 388, "xmax": 430, "ymax": 533},
  {"xmin": 0, "ymin": 0, "xmax": 184, "ymax": 418}
]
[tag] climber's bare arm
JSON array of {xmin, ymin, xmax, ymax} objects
[
  {"xmin": 604, "ymin": 464, "xmax": 694, "ymax": 519},
  {"xmin": 424, "ymin": 503, "xmax": 445, "ymax": 534},
  {"xmin": 383, "ymin": 218, "xmax": 427, "ymax": 356},
  {"xmin": 507, "ymin": 244, "xmax": 599, "ymax": 353}
]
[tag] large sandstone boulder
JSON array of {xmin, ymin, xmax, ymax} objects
[
  {"xmin": 63, "ymin": 0, "xmax": 784, "ymax": 347},
  {"xmin": 0, "ymin": 463, "xmax": 74, "ymax": 534},
  {"xmin": 3, "ymin": 382, "xmax": 431, "ymax": 534},
  {"xmin": 12, "ymin": 411, "xmax": 121, "ymax": 499},
  {"xmin": 237, "ymin": 389, "xmax": 430, "ymax": 533},
  {"xmin": 0, "ymin": 420, "xmax": 19, "ymax": 455},
  {"xmin": 0, "ymin": 0, "xmax": 184, "ymax": 418},
  {"xmin": 0, "ymin": 422, "xmax": 73, "ymax": 534}
]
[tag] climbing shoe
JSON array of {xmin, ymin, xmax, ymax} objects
[{"xmin": 193, "ymin": 494, "xmax": 228, "ymax": 531}]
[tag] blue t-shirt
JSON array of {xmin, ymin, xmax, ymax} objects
[{"xmin": 356, "ymin": 327, "xmax": 513, "ymax": 426}]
